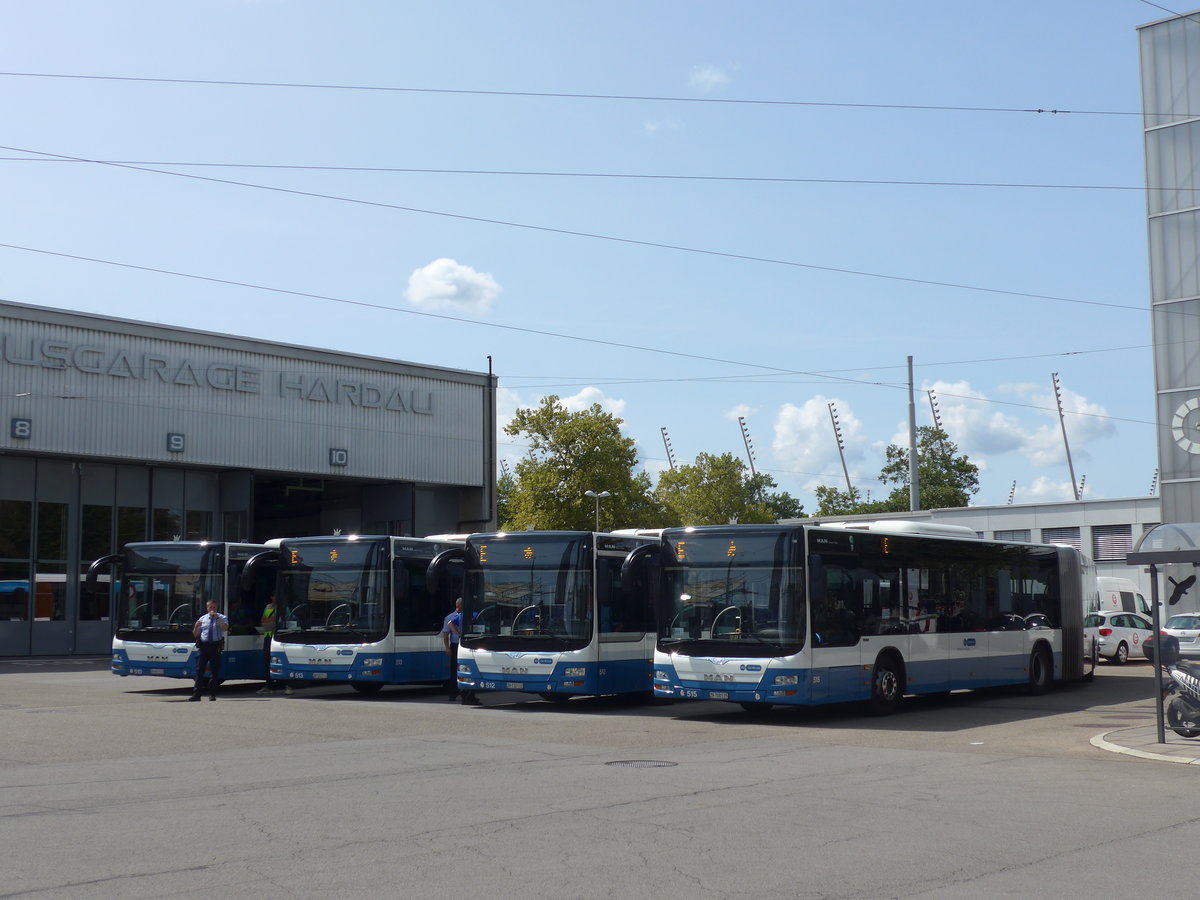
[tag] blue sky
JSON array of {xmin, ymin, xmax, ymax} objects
[{"xmin": 0, "ymin": 1, "xmax": 1180, "ymax": 512}]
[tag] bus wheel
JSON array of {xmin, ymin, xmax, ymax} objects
[
  {"xmin": 868, "ymin": 655, "xmax": 903, "ymax": 716},
  {"xmin": 351, "ymin": 682, "xmax": 383, "ymax": 695},
  {"xmin": 1027, "ymin": 646, "xmax": 1052, "ymax": 696}
]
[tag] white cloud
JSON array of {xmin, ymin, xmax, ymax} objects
[
  {"xmin": 1019, "ymin": 382, "xmax": 1117, "ymax": 465},
  {"xmin": 772, "ymin": 396, "xmax": 868, "ymax": 489},
  {"xmin": 917, "ymin": 379, "xmax": 1115, "ymax": 471},
  {"xmin": 405, "ymin": 258, "xmax": 501, "ymax": 312},
  {"xmin": 495, "ymin": 386, "xmax": 524, "ymax": 432},
  {"xmin": 725, "ymin": 404, "xmax": 757, "ymax": 422},
  {"xmin": 1014, "ymin": 476, "xmax": 1078, "ymax": 503},
  {"xmin": 689, "ymin": 64, "xmax": 734, "ymax": 93},
  {"xmin": 560, "ymin": 386, "xmax": 627, "ymax": 417}
]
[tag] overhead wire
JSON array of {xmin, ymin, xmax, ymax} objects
[
  {"xmin": 0, "ymin": 70, "xmax": 1141, "ymax": 116},
  {"xmin": 0, "ymin": 144, "xmax": 1150, "ymax": 316},
  {"xmin": 0, "ymin": 70, "xmax": 1163, "ymax": 484},
  {"xmin": 0, "ymin": 155, "xmax": 1175, "ymax": 193}
]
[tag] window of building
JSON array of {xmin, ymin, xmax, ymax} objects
[
  {"xmin": 1092, "ymin": 524, "xmax": 1134, "ymax": 561},
  {"xmin": 994, "ymin": 529, "xmax": 1031, "ymax": 542},
  {"xmin": 1041, "ymin": 526, "xmax": 1081, "ymax": 550}
]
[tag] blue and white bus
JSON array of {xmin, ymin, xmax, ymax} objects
[
  {"xmin": 652, "ymin": 521, "xmax": 1093, "ymax": 714},
  {"xmin": 447, "ymin": 531, "xmax": 659, "ymax": 700},
  {"xmin": 261, "ymin": 534, "xmax": 464, "ymax": 693},
  {"xmin": 98, "ymin": 541, "xmax": 276, "ymax": 682}
]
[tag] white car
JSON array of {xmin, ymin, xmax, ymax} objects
[
  {"xmin": 1083, "ymin": 611, "xmax": 1153, "ymax": 664},
  {"xmin": 1165, "ymin": 614, "xmax": 1200, "ymax": 660}
]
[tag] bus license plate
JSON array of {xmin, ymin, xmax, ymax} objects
[
  {"xmin": 312, "ymin": 672, "xmax": 327, "ymax": 679},
  {"xmin": 506, "ymin": 682, "xmax": 523, "ymax": 689},
  {"xmin": 709, "ymin": 691, "xmax": 729, "ymax": 700}
]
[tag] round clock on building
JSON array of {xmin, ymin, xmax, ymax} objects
[{"xmin": 1172, "ymin": 397, "xmax": 1200, "ymax": 454}]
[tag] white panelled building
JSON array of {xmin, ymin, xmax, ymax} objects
[
  {"xmin": 0, "ymin": 301, "xmax": 495, "ymax": 657},
  {"xmin": 793, "ymin": 495, "xmax": 1159, "ymax": 597}
]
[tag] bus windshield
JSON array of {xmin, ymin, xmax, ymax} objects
[
  {"xmin": 462, "ymin": 535, "xmax": 591, "ymax": 651},
  {"xmin": 277, "ymin": 539, "xmax": 389, "ymax": 644},
  {"xmin": 115, "ymin": 544, "xmax": 220, "ymax": 636},
  {"xmin": 660, "ymin": 529, "xmax": 804, "ymax": 656}
]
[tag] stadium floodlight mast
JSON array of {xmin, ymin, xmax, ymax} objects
[{"xmin": 584, "ymin": 490, "xmax": 611, "ymax": 532}]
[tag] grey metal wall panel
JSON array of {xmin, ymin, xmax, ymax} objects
[
  {"xmin": 1142, "ymin": 12, "xmax": 1200, "ymax": 525},
  {"xmin": 1151, "ymin": 301, "xmax": 1200, "ymax": 389},
  {"xmin": 1141, "ymin": 14, "xmax": 1200, "ymax": 130},
  {"xmin": 1145, "ymin": 122, "xmax": 1200, "ymax": 216},
  {"xmin": 1147, "ymin": 212, "xmax": 1200, "ymax": 301},
  {"xmin": 0, "ymin": 302, "xmax": 491, "ymax": 486}
]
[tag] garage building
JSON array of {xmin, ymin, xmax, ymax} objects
[{"xmin": 0, "ymin": 300, "xmax": 496, "ymax": 657}]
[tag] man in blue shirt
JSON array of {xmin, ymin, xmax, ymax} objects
[
  {"xmin": 441, "ymin": 598, "xmax": 463, "ymax": 701},
  {"xmin": 191, "ymin": 600, "xmax": 229, "ymax": 701}
]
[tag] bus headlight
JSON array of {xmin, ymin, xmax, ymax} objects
[
  {"xmin": 773, "ymin": 675, "xmax": 799, "ymax": 685},
  {"xmin": 563, "ymin": 667, "xmax": 586, "ymax": 677},
  {"xmin": 360, "ymin": 657, "xmax": 383, "ymax": 667},
  {"xmin": 654, "ymin": 670, "xmax": 670, "ymax": 681},
  {"xmin": 458, "ymin": 664, "xmax": 471, "ymax": 673}
]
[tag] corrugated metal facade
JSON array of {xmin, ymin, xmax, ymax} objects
[
  {"xmin": 1141, "ymin": 12, "xmax": 1200, "ymax": 525},
  {"xmin": 0, "ymin": 301, "xmax": 490, "ymax": 486}
]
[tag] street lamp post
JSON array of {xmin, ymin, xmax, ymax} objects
[{"xmin": 583, "ymin": 490, "xmax": 611, "ymax": 532}]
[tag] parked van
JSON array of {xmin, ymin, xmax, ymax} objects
[{"xmin": 1097, "ymin": 576, "xmax": 1151, "ymax": 616}]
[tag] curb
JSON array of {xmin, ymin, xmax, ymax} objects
[{"xmin": 1092, "ymin": 729, "xmax": 1200, "ymax": 765}]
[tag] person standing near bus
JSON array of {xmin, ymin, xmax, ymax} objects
[
  {"xmin": 191, "ymin": 600, "xmax": 228, "ymax": 701},
  {"xmin": 256, "ymin": 593, "xmax": 278, "ymax": 694},
  {"xmin": 442, "ymin": 598, "xmax": 463, "ymax": 701}
]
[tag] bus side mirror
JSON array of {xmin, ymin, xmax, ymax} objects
[
  {"xmin": 239, "ymin": 550, "xmax": 280, "ymax": 593},
  {"xmin": 619, "ymin": 542, "xmax": 666, "ymax": 585},
  {"xmin": 427, "ymin": 547, "xmax": 465, "ymax": 594},
  {"xmin": 86, "ymin": 554, "xmax": 120, "ymax": 594}
]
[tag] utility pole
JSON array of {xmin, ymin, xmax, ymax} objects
[
  {"xmin": 1052, "ymin": 373, "xmax": 1080, "ymax": 501},
  {"xmin": 908, "ymin": 356, "xmax": 920, "ymax": 512}
]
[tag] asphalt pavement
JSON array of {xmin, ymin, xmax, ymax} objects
[
  {"xmin": 7, "ymin": 653, "xmax": 1200, "ymax": 764},
  {"xmin": 6, "ymin": 655, "xmax": 1200, "ymax": 899}
]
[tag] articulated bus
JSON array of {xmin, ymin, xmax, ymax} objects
[
  {"xmin": 97, "ymin": 542, "xmax": 277, "ymax": 682},
  {"xmin": 652, "ymin": 522, "xmax": 1093, "ymax": 714},
  {"xmin": 444, "ymin": 531, "xmax": 659, "ymax": 700},
  {"xmin": 254, "ymin": 534, "xmax": 464, "ymax": 693}
]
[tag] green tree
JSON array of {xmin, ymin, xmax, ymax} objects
[
  {"xmin": 502, "ymin": 396, "xmax": 662, "ymax": 531},
  {"xmin": 655, "ymin": 452, "xmax": 804, "ymax": 526},
  {"xmin": 813, "ymin": 426, "xmax": 979, "ymax": 516},
  {"xmin": 877, "ymin": 426, "xmax": 979, "ymax": 511},
  {"xmin": 495, "ymin": 465, "xmax": 516, "ymax": 529}
]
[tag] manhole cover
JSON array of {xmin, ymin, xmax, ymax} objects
[{"xmin": 605, "ymin": 760, "xmax": 678, "ymax": 768}]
